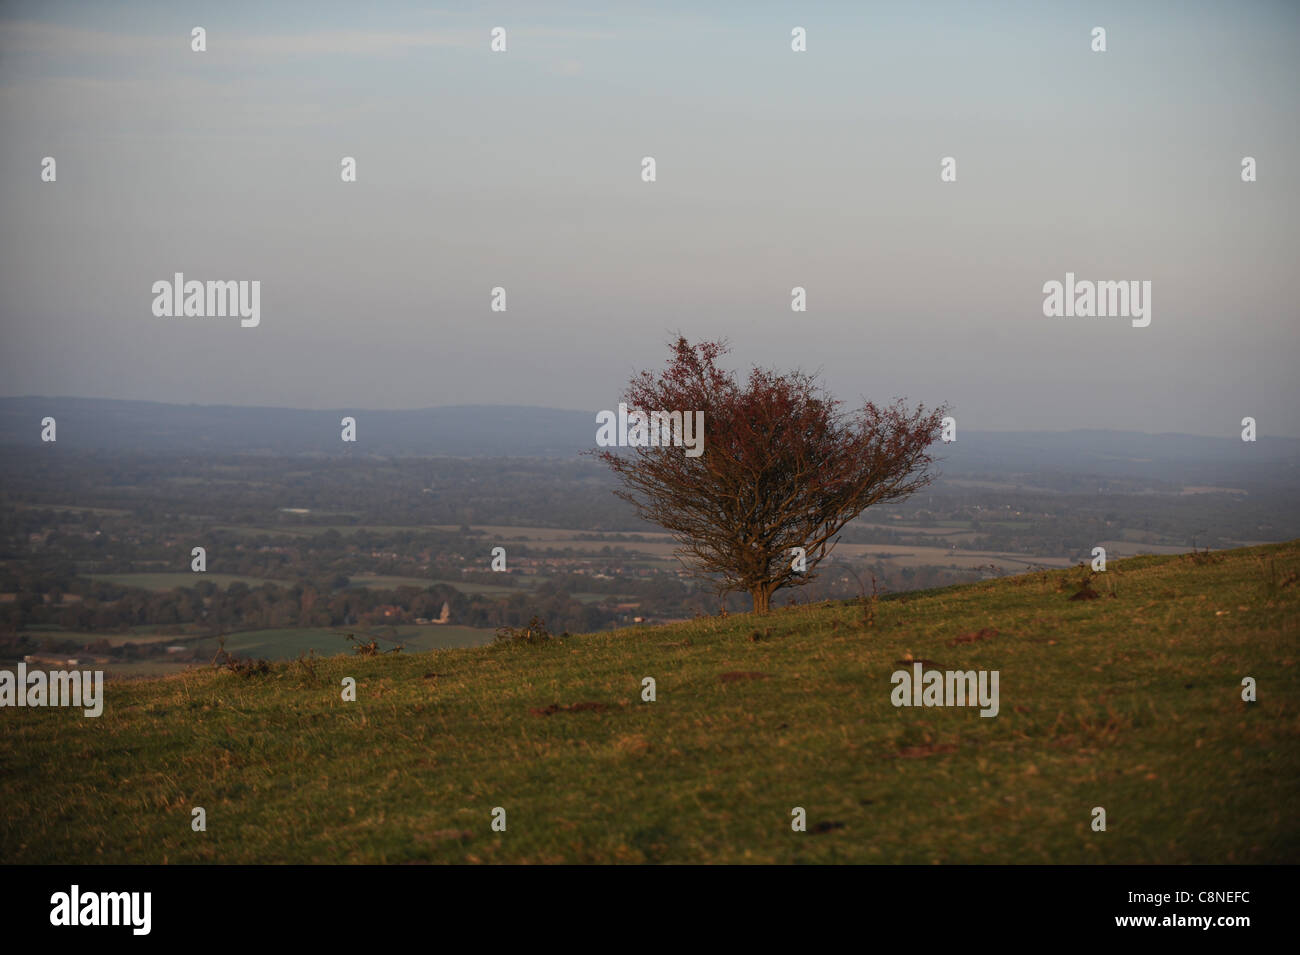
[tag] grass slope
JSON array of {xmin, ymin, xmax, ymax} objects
[{"xmin": 3, "ymin": 542, "xmax": 1298, "ymax": 864}]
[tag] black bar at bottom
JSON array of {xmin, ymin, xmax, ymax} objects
[{"xmin": 7, "ymin": 863, "xmax": 1281, "ymax": 942}]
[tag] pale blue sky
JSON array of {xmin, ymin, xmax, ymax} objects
[{"xmin": 1, "ymin": 1, "xmax": 1297, "ymax": 436}]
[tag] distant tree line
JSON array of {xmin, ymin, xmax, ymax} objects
[{"xmin": 0, "ymin": 575, "xmax": 626, "ymax": 636}]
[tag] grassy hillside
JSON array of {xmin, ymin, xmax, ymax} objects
[{"xmin": 3, "ymin": 541, "xmax": 1298, "ymax": 864}]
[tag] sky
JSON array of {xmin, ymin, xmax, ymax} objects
[{"xmin": 1, "ymin": 0, "xmax": 1297, "ymax": 437}]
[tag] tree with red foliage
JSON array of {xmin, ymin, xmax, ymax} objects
[{"xmin": 594, "ymin": 338, "xmax": 948, "ymax": 614}]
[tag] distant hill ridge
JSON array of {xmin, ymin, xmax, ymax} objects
[{"xmin": 1, "ymin": 397, "xmax": 1297, "ymax": 485}]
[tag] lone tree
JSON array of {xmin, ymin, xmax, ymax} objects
[{"xmin": 594, "ymin": 338, "xmax": 948, "ymax": 614}]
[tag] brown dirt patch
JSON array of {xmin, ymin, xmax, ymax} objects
[{"xmin": 529, "ymin": 701, "xmax": 610, "ymax": 716}]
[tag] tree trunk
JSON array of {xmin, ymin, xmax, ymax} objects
[{"xmin": 750, "ymin": 583, "xmax": 773, "ymax": 615}]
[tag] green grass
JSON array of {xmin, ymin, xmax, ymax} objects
[
  {"xmin": 3, "ymin": 541, "xmax": 1297, "ymax": 864},
  {"xmin": 90, "ymin": 660, "xmax": 195, "ymax": 679},
  {"xmin": 384, "ymin": 625, "xmax": 497, "ymax": 652}
]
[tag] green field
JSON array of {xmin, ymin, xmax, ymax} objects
[
  {"xmin": 16, "ymin": 624, "xmax": 496, "ymax": 673},
  {"xmin": 213, "ymin": 625, "xmax": 495, "ymax": 659},
  {"xmin": 25, "ymin": 627, "xmax": 183, "ymax": 648},
  {"xmin": 89, "ymin": 572, "xmax": 289, "ymax": 591},
  {"xmin": 3, "ymin": 541, "xmax": 1297, "ymax": 864},
  {"xmin": 344, "ymin": 575, "xmax": 442, "ymax": 590}
]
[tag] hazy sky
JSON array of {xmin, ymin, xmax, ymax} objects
[{"xmin": 1, "ymin": 1, "xmax": 1297, "ymax": 436}]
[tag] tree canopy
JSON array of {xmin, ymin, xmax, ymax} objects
[{"xmin": 595, "ymin": 338, "xmax": 948, "ymax": 613}]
